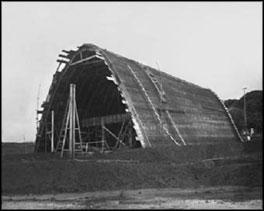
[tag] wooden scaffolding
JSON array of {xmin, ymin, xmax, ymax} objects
[{"xmin": 55, "ymin": 84, "xmax": 83, "ymax": 158}]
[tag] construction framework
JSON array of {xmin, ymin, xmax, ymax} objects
[{"xmin": 35, "ymin": 43, "xmax": 243, "ymax": 153}]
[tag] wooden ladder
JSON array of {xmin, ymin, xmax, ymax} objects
[
  {"xmin": 145, "ymin": 68, "xmax": 186, "ymax": 146},
  {"xmin": 55, "ymin": 98, "xmax": 69, "ymax": 153},
  {"xmin": 128, "ymin": 65, "xmax": 182, "ymax": 146},
  {"xmin": 211, "ymin": 90, "xmax": 244, "ymax": 143}
]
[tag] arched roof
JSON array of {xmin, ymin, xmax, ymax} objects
[{"xmin": 35, "ymin": 44, "xmax": 243, "ymax": 152}]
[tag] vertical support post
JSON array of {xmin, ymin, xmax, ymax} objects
[
  {"xmin": 59, "ymin": 83, "xmax": 81, "ymax": 158},
  {"xmin": 61, "ymin": 105, "xmax": 70, "ymax": 158},
  {"xmin": 36, "ymin": 84, "xmax": 41, "ymax": 134},
  {"xmin": 45, "ymin": 127, "xmax": 47, "ymax": 153},
  {"xmin": 101, "ymin": 118, "xmax": 105, "ymax": 152},
  {"xmin": 51, "ymin": 110, "xmax": 54, "ymax": 152},
  {"xmin": 128, "ymin": 122, "xmax": 133, "ymax": 147},
  {"xmin": 69, "ymin": 84, "xmax": 73, "ymax": 157},
  {"xmin": 75, "ymin": 97, "xmax": 82, "ymax": 146},
  {"xmin": 243, "ymin": 87, "xmax": 247, "ymax": 131},
  {"xmin": 72, "ymin": 84, "xmax": 76, "ymax": 159}
]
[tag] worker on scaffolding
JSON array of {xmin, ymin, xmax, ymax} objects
[{"xmin": 242, "ymin": 128, "xmax": 254, "ymax": 142}]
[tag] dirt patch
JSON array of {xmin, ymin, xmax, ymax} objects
[{"xmin": 2, "ymin": 186, "xmax": 262, "ymax": 209}]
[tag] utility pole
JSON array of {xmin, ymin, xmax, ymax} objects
[
  {"xmin": 36, "ymin": 84, "xmax": 41, "ymax": 132},
  {"xmin": 23, "ymin": 135, "xmax": 26, "ymax": 154},
  {"xmin": 243, "ymin": 87, "xmax": 247, "ymax": 131}
]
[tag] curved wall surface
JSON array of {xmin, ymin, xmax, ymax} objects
[{"xmin": 35, "ymin": 44, "xmax": 243, "ymax": 152}]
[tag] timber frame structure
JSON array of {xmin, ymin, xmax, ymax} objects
[{"xmin": 35, "ymin": 43, "xmax": 243, "ymax": 153}]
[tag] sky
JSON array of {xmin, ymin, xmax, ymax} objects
[{"xmin": 2, "ymin": 2, "xmax": 262, "ymax": 142}]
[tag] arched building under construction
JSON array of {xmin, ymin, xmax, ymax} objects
[{"xmin": 35, "ymin": 43, "xmax": 243, "ymax": 153}]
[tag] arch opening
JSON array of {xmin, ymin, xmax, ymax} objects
[{"xmin": 48, "ymin": 56, "xmax": 142, "ymax": 152}]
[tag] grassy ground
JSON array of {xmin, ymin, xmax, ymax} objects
[
  {"xmin": 1, "ymin": 139, "xmax": 262, "ymax": 195},
  {"xmin": 1, "ymin": 142, "xmax": 35, "ymax": 155}
]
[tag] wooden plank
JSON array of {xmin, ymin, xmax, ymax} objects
[
  {"xmin": 82, "ymin": 113, "xmax": 130, "ymax": 127},
  {"xmin": 51, "ymin": 110, "xmax": 54, "ymax": 152},
  {"xmin": 70, "ymin": 55, "xmax": 103, "ymax": 66},
  {"xmin": 103, "ymin": 126, "xmax": 121, "ymax": 143},
  {"xmin": 56, "ymin": 59, "xmax": 68, "ymax": 64},
  {"xmin": 165, "ymin": 110, "xmax": 186, "ymax": 145},
  {"xmin": 72, "ymin": 84, "xmax": 76, "ymax": 159},
  {"xmin": 145, "ymin": 68, "xmax": 166, "ymax": 103},
  {"xmin": 61, "ymin": 101, "xmax": 70, "ymax": 157},
  {"xmin": 75, "ymin": 93, "xmax": 83, "ymax": 148},
  {"xmin": 101, "ymin": 118, "xmax": 105, "ymax": 151},
  {"xmin": 212, "ymin": 91, "xmax": 244, "ymax": 142},
  {"xmin": 69, "ymin": 84, "xmax": 73, "ymax": 157},
  {"xmin": 58, "ymin": 54, "xmax": 69, "ymax": 59}
]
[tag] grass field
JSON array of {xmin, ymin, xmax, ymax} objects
[
  {"xmin": 1, "ymin": 139, "xmax": 262, "ymax": 195},
  {"xmin": 1, "ymin": 142, "xmax": 35, "ymax": 155},
  {"xmin": 1, "ymin": 139, "xmax": 262, "ymax": 209}
]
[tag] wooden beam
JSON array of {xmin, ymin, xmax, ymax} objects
[
  {"xmin": 56, "ymin": 59, "xmax": 68, "ymax": 64},
  {"xmin": 118, "ymin": 120, "xmax": 126, "ymax": 139},
  {"xmin": 61, "ymin": 106, "xmax": 70, "ymax": 157},
  {"xmin": 75, "ymin": 95, "xmax": 83, "ymax": 148},
  {"xmin": 62, "ymin": 50, "xmax": 76, "ymax": 54},
  {"xmin": 72, "ymin": 84, "xmax": 76, "ymax": 159},
  {"xmin": 69, "ymin": 55, "xmax": 103, "ymax": 66},
  {"xmin": 128, "ymin": 123, "xmax": 133, "ymax": 147},
  {"xmin": 145, "ymin": 69, "xmax": 167, "ymax": 103},
  {"xmin": 69, "ymin": 84, "xmax": 73, "ymax": 157},
  {"xmin": 114, "ymin": 120, "xmax": 129, "ymax": 149},
  {"xmin": 82, "ymin": 113, "xmax": 130, "ymax": 127},
  {"xmin": 165, "ymin": 110, "xmax": 186, "ymax": 146},
  {"xmin": 51, "ymin": 110, "xmax": 54, "ymax": 152},
  {"xmin": 101, "ymin": 118, "xmax": 105, "ymax": 151},
  {"xmin": 62, "ymin": 50, "xmax": 70, "ymax": 54},
  {"xmin": 103, "ymin": 126, "xmax": 123, "ymax": 144},
  {"xmin": 58, "ymin": 54, "xmax": 70, "ymax": 59}
]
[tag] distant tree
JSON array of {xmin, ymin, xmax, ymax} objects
[
  {"xmin": 224, "ymin": 90, "xmax": 262, "ymax": 134},
  {"xmin": 228, "ymin": 107, "xmax": 244, "ymax": 132},
  {"xmin": 224, "ymin": 99, "xmax": 238, "ymax": 108}
]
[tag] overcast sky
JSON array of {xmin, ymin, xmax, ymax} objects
[{"xmin": 2, "ymin": 2, "xmax": 262, "ymax": 142}]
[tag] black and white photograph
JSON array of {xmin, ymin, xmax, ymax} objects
[{"xmin": 2, "ymin": 1, "xmax": 262, "ymax": 209}]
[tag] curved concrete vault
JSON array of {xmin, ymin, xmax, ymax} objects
[{"xmin": 35, "ymin": 43, "xmax": 243, "ymax": 152}]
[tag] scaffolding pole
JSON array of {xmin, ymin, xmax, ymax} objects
[
  {"xmin": 51, "ymin": 110, "xmax": 54, "ymax": 152},
  {"xmin": 72, "ymin": 84, "xmax": 76, "ymax": 159}
]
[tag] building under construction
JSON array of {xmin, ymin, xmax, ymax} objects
[{"xmin": 34, "ymin": 43, "xmax": 243, "ymax": 154}]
